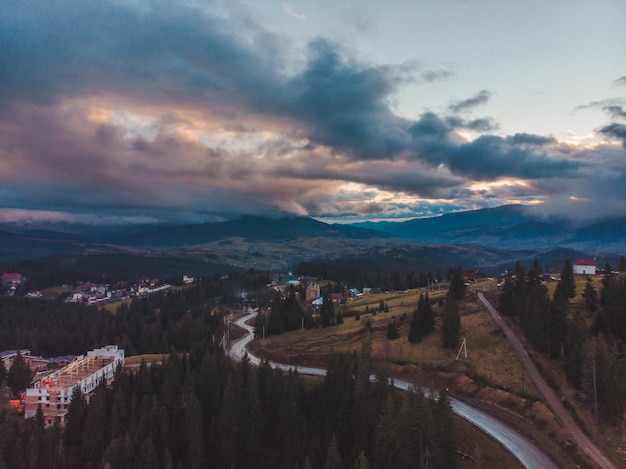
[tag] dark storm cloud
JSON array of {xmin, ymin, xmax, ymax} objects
[
  {"xmin": 0, "ymin": 1, "xmax": 585, "ymax": 180},
  {"xmin": 599, "ymin": 123, "xmax": 626, "ymax": 147},
  {"xmin": 448, "ymin": 90, "xmax": 491, "ymax": 113},
  {"xmin": 280, "ymin": 37, "xmax": 415, "ymax": 160},
  {"xmin": 405, "ymin": 113, "xmax": 576, "ymax": 180},
  {"xmin": 0, "ymin": 0, "xmax": 622, "ymax": 222},
  {"xmin": 0, "ymin": 0, "xmax": 286, "ymax": 111}
]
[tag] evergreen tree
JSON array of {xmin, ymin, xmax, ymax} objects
[
  {"xmin": 447, "ymin": 268, "xmax": 465, "ymax": 301},
  {"xmin": 386, "ymin": 320, "xmax": 400, "ymax": 340},
  {"xmin": 601, "ymin": 275, "xmax": 626, "ymax": 340},
  {"xmin": 336, "ymin": 308, "xmax": 344, "ymax": 325},
  {"xmin": 564, "ymin": 312, "xmax": 588, "ymax": 388},
  {"xmin": 526, "ymin": 267, "xmax": 550, "ymax": 348},
  {"xmin": 0, "ymin": 359, "xmax": 6, "ymax": 389},
  {"xmin": 581, "ymin": 335, "xmax": 626, "ymax": 424},
  {"xmin": 6, "ymin": 351, "xmax": 32, "ymax": 398},
  {"xmin": 324, "ymin": 433, "xmax": 343, "ymax": 469},
  {"xmin": 254, "ymin": 312, "xmax": 267, "ymax": 339},
  {"xmin": 419, "ymin": 293, "xmax": 435, "ymax": 337},
  {"xmin": 268, "ymin": 292, "xmax": 284, "ymax": 335},
  {"xmin": 441, "ymin": 298, "xmax": 460, "ymax": 349},
  {"xmin": 408, "ymin": 306, "xmax": 421, "ymax": 344},
  {"xmin": 558, "ymin": 259, "xmax": 576, "ymax": 300},
  {"xmin": 499, "ymin": 263, "xmax": 528, "ymax": 321},
  {"xmin": 182, "ymin": 378, "xmax": 206, "ymax": 469},
  {"xmin": 409, "ymin": 294, "xmax": 435, "ymax": 344},
  {"xmin": 136, "ymin": 437, "xmax": 159, "ymax": 469},
  {"xmin": 321, "ymin": 294, "xmax": 336, "ymax": 328},
  {"xmin": 582, "ymin": 277, "xmax": 598, "ymax": 311},
  {"xmin": 432, "ymin": 389, "xmax": 457, "ymax": 469},
  {"xmin": 547, "ymin": 286, "xmax": 568, "ymax": 358},
  {"xmin": 82, "ymin": 380, "xmax": 109, "ymax": 465}
]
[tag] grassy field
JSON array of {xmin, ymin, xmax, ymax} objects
[
  {"xmin": 254, "ymin": 279, "xmax": 539, "ymax": 398},
  {"xmin": 249, "ymin": 276, "xmax": 626, "ymax": 468},
  {"xmin": 124, "ymin": 353, "xmax": 169, "ymax": 367}
]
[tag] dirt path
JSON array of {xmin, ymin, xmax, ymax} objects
[{"xmin": 478, "ymin": 293, "xmax": 618, "ymax": 469}]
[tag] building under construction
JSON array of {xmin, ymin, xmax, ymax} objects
[{"xmin": 24, "ymin": 345, "xmax": 124, "ymax": 426}]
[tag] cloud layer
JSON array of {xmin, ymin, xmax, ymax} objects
[{"xmin": 0, "ymin": 0, "xmax": 625, "ymax": 224}]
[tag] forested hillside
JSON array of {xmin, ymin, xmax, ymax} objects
[{"xmin": 0, "ymin": 341, "xmax": 457, "ymax": 468}]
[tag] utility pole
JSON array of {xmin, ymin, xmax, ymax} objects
[
  {"xmin": 592, "ymin": 336, "xmax": 599, "ymax": 422},
  {"xmin": 456, "ymin": 337, "xmax": 467, "ymax": 360}
]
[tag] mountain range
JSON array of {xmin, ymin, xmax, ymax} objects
[{"xmin": 0, "ymin": 205, "xmax": 624, "ymax": 276}]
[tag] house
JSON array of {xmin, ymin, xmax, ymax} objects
[
  {"xmin": 24, "ymin": 345, "xmax": 124, "ymax": 427},
  {"xmin": 286, "ymin": 275, "xmax": 301, "ymax": 286},
  {"xmin": 330, "ymin": 293, "xmax": 344, "ymax": 304},
  {"xmin": 574, "ymin": 259, "xmax": 596, "ymax": 275},
  {"xmin": 2, "ymin": 272, "xmax": 24, "ymax": 287},
  {"xmin": 1, "ymin": 349, "xmax": 49, "ymax": 375},
  {"xmin": 1, "ymin": 349, "xmax": 31, "ymax": 371}
]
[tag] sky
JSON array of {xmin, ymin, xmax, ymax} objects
[{"xmin": 1, "ymin": 0, "xmax": 625, "ymax": 226}]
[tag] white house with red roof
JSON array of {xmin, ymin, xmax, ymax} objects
[{"xmin": 574, "ymin": 259, "xmax": 596, "ymax": 275}]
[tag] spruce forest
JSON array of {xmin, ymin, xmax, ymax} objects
[{"xmin": 0, "ymin": 272, "xmax": 458, "ymax": 468}]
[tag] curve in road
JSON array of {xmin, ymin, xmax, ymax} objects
[{"xmin": 229, "ymin": 310, "xmax": 559, "ymax": 469}]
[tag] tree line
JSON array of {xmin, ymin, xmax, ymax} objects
[
  {"xmin": 0, "ymin": 270, "xmax": 275, "ymax": 358},
  {"xmin": 498, "ymin": 259, "xmax": 626, "ymax": 424},
  {"xmin": 296, "ymin": 260, "xmax": 441, "ymax": 292},
  {"xmin": 0, "ymin": 339, "xmax": 460, "ymax": 468}
]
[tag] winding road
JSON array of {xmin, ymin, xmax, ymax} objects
[
  {"xmin": 478, "ymin": 293, "xmax": 618, "ymax": 469},
  {"xmin": 229, "ymin": 310, "xmax": 559, "ymax": 469}
]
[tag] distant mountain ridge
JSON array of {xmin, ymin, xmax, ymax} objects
[
  {"xmin": 0, "ymin": 205, "xmax": 623, "ymax": 275},
  {"xmin": 116, "ymin": 215, "xmax": 388, "ymax": 248},
  {"xmin": 351, "ymin": 205, "xmax": 626, "ymax": 255}
]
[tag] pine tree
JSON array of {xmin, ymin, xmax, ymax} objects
[
  {"xmin": 408, "ymin": 309, "xmax": 421, "ymax": 343},
  {"xmin": 582, "ymin": 277, "xmax": 598, "ymax": 311},
  {"xmin": 447, "ymin": 268, "xmax": 465, "ymax": 301},
  {"xmin": 420, "ymin": 293, "xmax": 435, "ymax": 337},
  {"xmin": 564, "ymin": 312, "xmax": 588, "ymax": 388},
  {"xmin": 441, "ymin": 298, "xmax": 460, "ymax": 349},
  {"xmin": 0, "ymin": 359, "xmax": 6, "ymax": 389},
  {"xmin": 82, "ymin": 380, "xmax": 109, "ymax": 465},
  {"xmin": 558, "ymin": 259, "xmax": 576, "ymax": 300},
  {"xmin": 324, "ymin": 433, "xmax": 343, "ymax": 469},
  {"xmin": 6, "ymin": 351, "xmax": 32, "ymax": 398},
  {"xmin": 182, "ymin": 378, "xmax": 206, "ymax": 469},
  {"xmin": 581, "ymin": 335, "xmax": 626, "ymax": 424},
  {"xmin": 386, "ymin": 320, "xmax": 400, "ymax": 340},
  {"xmin": 321, "ymin": 294, "xmax": 336, "ymax": 328},
  {"xmin": 136, "ymin": 437, "xmax": 159, "ymax": 469},
  {"xmin": 547, "ymin": 286, "xmax": 568, "ymax": 358}
]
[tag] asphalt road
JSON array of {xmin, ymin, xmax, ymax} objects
[
  {"xmin": 478, "ymin": 292, "xmax": 618, "ymax": 469},
  {"xmin": 229, "ymin": 310, "xmax": 559, "ymax": 469}
]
